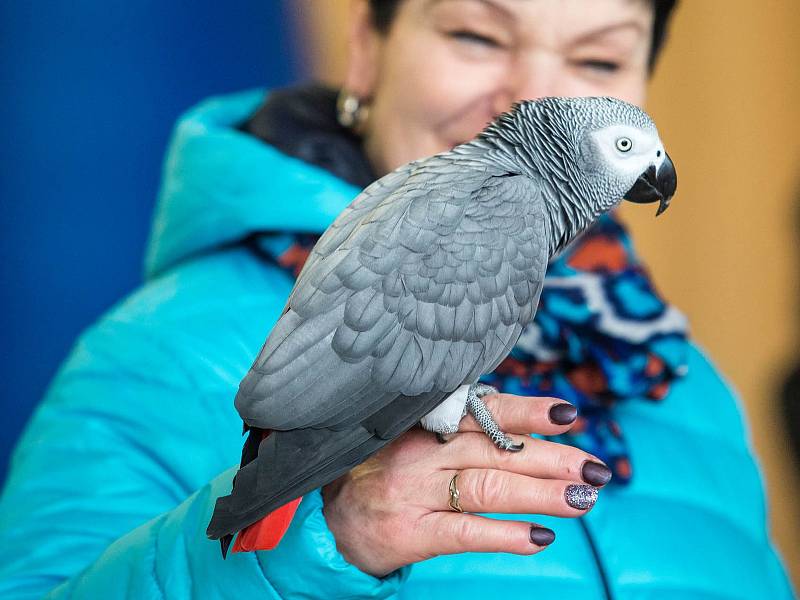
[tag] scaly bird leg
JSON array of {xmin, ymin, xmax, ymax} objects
[{"xmin": 467, "ymin": 383, "xmax": 524, "ymax": 452}]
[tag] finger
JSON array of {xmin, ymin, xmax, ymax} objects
[
  {"xmin": 440, "ymin": 432, "xmax": 612, "ymax": 487},
  {"xmin": 430, "ymin": 468, "xmax": 599, "ymax": 516},
  {"xmin": 456, "ymin": 393, "xmax": 579, "ymax": 436},
  {"xmin": 420, "ymin": 512, "xmax": 555, "ymax": 556}
]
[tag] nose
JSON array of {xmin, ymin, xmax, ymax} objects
[{"xmin": 491, "ymin": 53, "xmax": 560, "ymax": 116}]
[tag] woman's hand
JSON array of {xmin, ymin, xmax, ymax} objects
[{"xmin": 321, "ymin": 393, "xmax": 612, "ymax": 577}]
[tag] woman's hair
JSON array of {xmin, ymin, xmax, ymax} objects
[{"xmin": 367, "ymin": 0, "xmax": 678, "ymax": 71}]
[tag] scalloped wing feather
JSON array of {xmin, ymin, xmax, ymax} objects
[{"xmin": 235, "ymin": 158, "xmax": 547, "ymax": 431}]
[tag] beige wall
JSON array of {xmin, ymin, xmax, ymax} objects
[
  {"xmin": 290, "ymin": 0, "xmax": 800, "ymax": 587},
  {"xmin": 632, "ymin": 3, "xmax": 800, "ymax": 587}
]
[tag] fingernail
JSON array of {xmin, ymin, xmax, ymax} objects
[
  {"xmin": 548, "ymin": 403, "xmax": 577, "ymax": 425},
  {"xmin": 581, "ymin": 460, "xmax": 612, "ymax": 487},
  {"xmin": 529, "ymin": 525, "xmax": 555, "ymax": 546},
  {"xmin": 565, "ymin": 484, "xmax": 598, "ymax": 510}
]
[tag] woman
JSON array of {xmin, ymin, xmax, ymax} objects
[{"xmin": 0, "ymin": 0, "xmax": 794, "ymax": 598}]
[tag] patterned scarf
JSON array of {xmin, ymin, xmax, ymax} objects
[
  {"xmin": 252, "ymin": 214, "xmax": 689, "ymax": 485},
  {"xmin": 243, "ymin": 84, "xmax": 689, "ymax": 485}
]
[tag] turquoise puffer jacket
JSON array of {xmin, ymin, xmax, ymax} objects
[{"xmin": 0, "ymin": 89, "xmax": 794, "ymax": 600}]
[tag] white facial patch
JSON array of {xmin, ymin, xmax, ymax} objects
[{"xmin": 590, "ymin": 124, "xmax": 662, "ymax": 180}]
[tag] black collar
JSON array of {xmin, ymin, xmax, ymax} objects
[{"xmin": 240, "ymin": 83, "xmax": 377, "ymax": 189}]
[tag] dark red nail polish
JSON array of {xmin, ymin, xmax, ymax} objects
[
  {"xmin": 581, "ymin": 460, "xmax": 612, "ymax": 486},
  {"xmin": 548, "ymin": 403, "xmax": 577, "ymax": 425},
  {"xmin": 529, "ymin": 525, "xmax": 555, "ymax": 546}
]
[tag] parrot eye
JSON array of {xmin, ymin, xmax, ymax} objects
[{"xmin": 615, "ymin": 137, "xmax": 633, "ymax": 153}]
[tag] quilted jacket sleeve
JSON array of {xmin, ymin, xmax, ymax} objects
[{"xmin": 0, "ymin": 314, "xmax": 409, "ymax": 600}]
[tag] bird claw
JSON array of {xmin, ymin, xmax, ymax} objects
[
  {"xmin": 466, "ymin": 383, "xmax": 521, "ymax": 453},
  {"xmin": 500, "ymin": 439, "xmax": 525, "ymax": 452}
]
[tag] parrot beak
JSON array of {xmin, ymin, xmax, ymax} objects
[{"xmin": 624, "ymin": 152, "xmax": 677, "ymax": 216}]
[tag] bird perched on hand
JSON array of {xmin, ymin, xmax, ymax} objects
[{"xmin": 206, "ymin": 96, "xmax": 678, "ymax": 556}]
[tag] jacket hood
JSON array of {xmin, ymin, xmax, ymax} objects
[{"xmin": 145, "ymin": 88, "xmax": 360, "ymax": 279}]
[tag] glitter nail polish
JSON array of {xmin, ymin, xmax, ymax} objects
[{"xmin": 565, "ymin": 483, "xmax": 598, "ymax": 510}]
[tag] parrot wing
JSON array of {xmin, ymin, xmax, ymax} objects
[{"xmin": 235, "ymin": 159, "xmax": 547, "ymax": 432}]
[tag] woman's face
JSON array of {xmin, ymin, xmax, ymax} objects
[{"xmin": 345, "ymin": 0, "xmax": 655, "ymax": 176}]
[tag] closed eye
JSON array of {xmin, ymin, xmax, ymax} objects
[
  {"xmin": 578, "ymin": 59, "xmax": 621, "ymax": 73},
  {"xmin": 448, "ymin": 30, "xmax": 501, "ymax": 48}
]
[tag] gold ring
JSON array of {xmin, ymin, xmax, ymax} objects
[{"xmin": 448, "ymin": 472, "xmax": 464, "ymax": 512}]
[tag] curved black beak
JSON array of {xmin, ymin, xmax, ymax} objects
[{"xmin": 624, "ymin": 152, "xmax": 677, "ymax": 216}]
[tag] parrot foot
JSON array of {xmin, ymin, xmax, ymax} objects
[{"xmin": 467, "ymin": 383, "xmax": 524, "ymax": 452}]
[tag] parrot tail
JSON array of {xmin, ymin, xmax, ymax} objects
[
  {"xmin": 221, "ymin": 426, "xmax": 302, "ymax": 556},
  {"xmin": 208, "ymin": 424, "xmax": 382, "ymax": 557}
]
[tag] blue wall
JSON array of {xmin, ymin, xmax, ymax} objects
[{"xmin": 0, "ymin": 1, "xmax": 302, "ymax": 479}]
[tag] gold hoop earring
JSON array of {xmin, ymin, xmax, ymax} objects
[{"xmin": 337, "ymin": 89, "xmax": 370, "ymax": 133}]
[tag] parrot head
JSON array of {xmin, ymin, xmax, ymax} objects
[
  {"xmin": 579, "ymin": 105, "xmax": 677, "ymax": 217},
  {"xmin": 484, "ymin": 96, "xmax": 678, "ymax": 218}
]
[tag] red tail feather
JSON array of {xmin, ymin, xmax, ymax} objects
[{"xmin": 231, "ymin": 497, "xmax": 303, "ymax": 553}]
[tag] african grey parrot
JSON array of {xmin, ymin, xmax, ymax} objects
[{"xmin": 206, "ymin": 96, "xmax": 677, "ymax": 555}]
